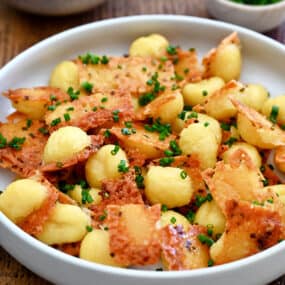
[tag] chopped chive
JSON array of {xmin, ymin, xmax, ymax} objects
[
  {"xmin": 81, "ymin": 81, "xmax": 93, "ymax": 94},
  {"xmin": 269, "ymin": 105, "xmax": 279, "ymax": 124},
  {"xmin": 170, "ymin": 217, "xmax": 177, "ymax": 224},
  {"xmin": 180, "ymin": 170, "xmax": 188, "ymax": 179},
  {"xmin": 197, "ymin": 234, "xmax": 214, "ymax": 247},
  {"xmin": 111, "ymin": 145, "xmax": 120, "ymax": 155},
  {"xmin": 161, "ymin": 204, "xmax": 168, "ymax": 212},
  {"xmin": 50, "ymin": 117, "xmax": 61, "ymax": 127},
  {"xmin": 118, "ymin": 160, "xmax": 129, "ymax": 173},
  {"xmin": 64, "ymin": 113, "xmax": 71, "ymax": 122}
]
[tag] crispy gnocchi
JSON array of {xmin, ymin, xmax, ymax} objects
[{"xmin": 1, "ymin": 31, "xmax": 285, "ymax": 272}]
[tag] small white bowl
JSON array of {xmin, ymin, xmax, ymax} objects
[
  {"xmin": 0, "ymin": 0, "xmax": 106, "ymax": 16},
  {"xmin": 206, "ymin": 0, "xmax": 285, "ymax": 32}
]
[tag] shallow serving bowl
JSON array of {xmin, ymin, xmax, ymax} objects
[
  {"xmin": 1, "ymin": 15, "xmax": 285, "ymax": 285},
  {"xmin": 206, "ymin": 0, "xmax": 285, "ymax": 32},
  {"xmin": 0, "ymin": 0, "xmax": 106, "ymax": 16}
]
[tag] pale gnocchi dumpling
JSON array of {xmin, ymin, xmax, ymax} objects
[
  {"xmin": 173, "ymin": 112, "xmax": 222, "ymax": 144},
  {"xmin": 43, "ymin": 126, "xmax": 91, "ymax": 164},
  {"xmin": 203, "ymin": 32, "xmax": 242, "ymax": 82},
  {"xmin": 261, "ymin": 95, "xmax": 285, "ymax": 125},
  {"xmin": 241, "ymin": 84, "xmax": 268, "ymax": 112},
  {"xmin": 142, "ymin": 91, "xmax": 184, "ymax": 124},
  {"xmin": 183, "ymin": 77, "xmax": 225, "ymax": 106},
  {"xmin": 68, "ymin": 185, "xmax": 102, "ymax": 206},
  {"xmin": 36, "ymin": 203, "xmax": 90, "ymax": 245},
  {"xmin": 80, "ymin": 229, "xmax": 122, "ymax": 267},
  {"xmin": 129, "ymin": 34, "xmax": 169, "ymax": 58},
  {"xmin": 0, "ymin": 179, "xmax": 47, "ymax": 224},
  {"xmin": 194, "ymin": 201, "xmax": 226, "ymax": 236},
  {"xmin": 179, "ymin": 123, "xmax": 218, "ymax": 169},
  {"xmin": 263, "ymin": 185, "xmax": 285, "ymax": 205},
  {"xmin": 145, "ymin": 166, "xmax": 193, "ymax": 208},
  {"xmin": 85, "ymin": 144, "xmax": 129, "ymax": 188},
  {"xmin": 160, "ymin": 210, "xmax": 190, "ymax": 230},
  {"xmin": 49, "ymin": 60, "xmax": 79, "ymax": 91},
  {"xmin": 222, "ymin": 142, "xmax": 262, "ymax": 169}
]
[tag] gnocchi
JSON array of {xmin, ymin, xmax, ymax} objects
[
  {"xmin": 80, "ymin": 229, "xmax": 122, "ymax": 267},
  {"xmin": 1, "ymin": 31, "xmax": 285, "ymax": 272},
  {"xmin": 43, "ymin": 126, "xmax": 91, "ymax": 164},
  {"xmin": 36, "ymin": 203, "xmax": 90, "ymax": 245},
  {"xmin": 145, "ymin": 166, "xmax": 193, "ymax": 208},
  {"xmin": 85, "ymin": 144, "xmax": 129, "ymax": 188}
]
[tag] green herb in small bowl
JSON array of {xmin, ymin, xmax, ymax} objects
[{"xmin": 230, "ymin": 0, "xmax": 283, "ymax": 5}]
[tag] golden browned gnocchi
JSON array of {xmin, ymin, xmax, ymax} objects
[
  {"xmin": 36, "ymin": 203, "xmax": 90, "ymax": 245},
  {"xmin": 129, "ymin": 34, "xmax": 169, "ymax": 58},
  {"xmin": 1, "ymin": 31, "xmax": 285, "ymax": 272},
  {"xmin": 145, "ymin": 166, "xmax": 193, "ymax": 208},
  {"xmin": 85, "ymin": 144, "xmax": 129, "ymax": 188},
  {"xmin": 43, "ymin": 126, "xmax": 91, "ymax": 164}
]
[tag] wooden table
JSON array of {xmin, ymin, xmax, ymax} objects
[{"xmin": 0, "ymin": 0, "xmax": 285, "ymax": 284}]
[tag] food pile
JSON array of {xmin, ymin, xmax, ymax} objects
[{"xmin": 1, "ymin": 32, "xmax": 285, "ymax": 270}]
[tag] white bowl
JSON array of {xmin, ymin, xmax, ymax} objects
[
  {"xmin": 1, "ymin": 15, "xmax": 285, "ymax": 285},
  {"xmin": 0, "ymin": 0, "xmax": 106, "ymax": 16},
  {"xmin": 206, "ymin": 0, "xmax": 285, "ymax": 32}
]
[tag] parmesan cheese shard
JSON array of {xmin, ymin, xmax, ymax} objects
[
  {"xmin": 0, "ymin": 114, "xmax": 48, "ymax": 177},
  {"xmin": 4, "ymin": 87, "xmax": 70, "ymax": 119},
  {"xmin": 90, "ymin": 172, "xmax": 144, "ymax": 225},
  {"xmin": 76, "ymin": 56, "xmax": 175, "ymax": 96},
  {"xmin": 161, "ymin": 224, "xmax": 209, "ymax": 270},
  {"xmin": 45, "ymin": 91, "xmax": 134, "ymax": 132},
  {"xmin": 170, "ymin": 48, "xmax": 202, "ymax": 84},
  {"xmin": 210, "ymin": 199, "xmax": 282, "ymax": 265},
  {"xmin": 106, "ymin": 204, "xmax": 161, "ymax": 266},
  {"xmin": 109, "ymin": 123, "xmax": 176, "ymax": 159}
]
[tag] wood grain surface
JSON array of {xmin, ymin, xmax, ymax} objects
[{"xmin": 0, "ymin": 0, "xmax": 285, "ymax": 284}]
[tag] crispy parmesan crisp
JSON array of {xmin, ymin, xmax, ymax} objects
[
  {"xmin": 210, "ymin": 199, "xmax": 282, "ymax": 264},
  {"xmin": 4, "ymin": 87, "xmax": 70, "ymax": 119},
  {"xmin": 90, "ymin": 172, "xmax": 144, "ymax": 224},
  {"xmin": 161, "ymin": 225, "xmax": 209, "ymax": 270},
  {"xmin": 45, "ymin": 91, "xmax": 134, "ymax": 132},
  {"xmin": 0, "ymin": 115, "xmax": 48, "ymax": 177},
  {"xmin": 106, "ymin": 204, "xmax": 161, "ymax": 266},
  {"xmin": 76, "ymin": 56, "xmax": 175, "ymax": 96},
  {"xmin": 170, "ymin": 48, "xmax": 202, "ymax": 84}
]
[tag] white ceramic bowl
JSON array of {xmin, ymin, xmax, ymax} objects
[
  {"xmin": 1, "ymin": 15, "xmax": 285, "ymax": 285},
  {"xmin": 0, "ymin": 0, "xmax": 106, "ymax": 16},
  {"xmin": 206, "ymin": 0, "xmax": 285, "ymax": 32}
]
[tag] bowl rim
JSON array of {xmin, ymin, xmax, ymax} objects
[
  {"xmin": 213, "ymin": 0, "xmax": 285, "ymax": 11},
  {"xmin": 1, "ymin": 14, "xmax": 285, "ymax": 280}
]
